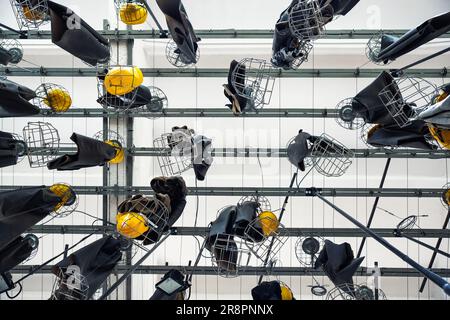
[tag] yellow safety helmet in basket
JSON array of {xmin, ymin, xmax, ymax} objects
[
  {"xmin": 49, "ymin": 184, "xmax": 75, "ymax": 212},
  {"xmin": 116, "ymin": 212, "xmax": 149, "ymax": 239},
  {"xmin": 280, "ymin": 283, "xmax": 294, "ymax": 300},
  {"xmin": 104, "ymin": 66, "xmax": 144, "ymax": 96},
  {"xmin": 105, "ymin": 140, "xmax": 125, "ymax": 164},
  {"xmin": 44, "ymin": 88, "xmax": 72, "ymax": 113},
  {"xmin": 428, "ymin": 125, "xmax": 450, "ymax": 150},
  {"xmin": 442, "ymin": 188, "xmax": 450, "ymax": 206},
  {"xmin": 22, "ymin": 5, "xmax": 46, "ymax": 21},
  {"xmin": 119, "ymin": 3, "xmax": 148, "ymax": 25},
  {"xmin": 258, "ymin": 211, "xmax": 280, "ymax": 236}
]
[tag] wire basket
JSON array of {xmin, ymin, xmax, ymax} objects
[
  {"xmin": 115, "ymin": 0, "xmax": 148, "ymax": 25},
  {"xmin": 23, "ymin": 122, "xmax": 60, "ymax": 168},
  {"xmin": 230, "ymin": 58, "xmax": 276, "ymax": 109},
  {"xmin": 238, "ymin": 195, "xmax": 271, "ymax": 213},
  {"xmin": 310, "ymin": 134, "xmax": 354, "ymax": 177},
  {"xmin": 9, "ymin": 0, "xmax": 49, "ymax": 30},
  {"xmin": 335, "ymin": 98, "xmax": 365, "ymax": 130},
  {"xmin": 359, "ymin": 124, "xmax": 378, "ymax": 149},
  {"xmin": 51, "ymin": 266, "xmax": 89, "ymax": 301},
  {"xmin": 92, "ymin": 129, "xmax": 125, "ymax": 165},
  {"xmin": 272, "ymin": 39, "xmax": 313, "ymax": 70},
  {"xmin": 22, "ymin": 233, "xmax": 39, "ymax": 263},
  {"xmin": 440, "ymin": 183, "xmax": 450, "ymax": 208},
  {"xmin": 365, "ymin": 32, "xmax": 390, "ymax": 65},
  {"xmin": 288, "ymin": 0, "xmax": 327, "ymax": 41},
  {"xmin": 153, "ymin": 130, "xmax": 194, "ymax": 176},
  {"xmin": 378, "ymin": 76, "xmax": 438, "ymax": 128},
  {"xmin": 326, "ymin": 283, "xmax": 387, "ymax": 300},
  {"xmin": 145, "ymin": 86, "xmax": 168, "ymax": 119},
  {"xmin": 166, "ymin": 39, "xmax": 200, "ymax": 68},
  {"xmin": 295, "ymin": 235, "xmax": 324, "ymax": 267},
  {"xmin": 48, "ymin": 183, "xmax": 78, "ymax": 218},
  {"xmin": 0, "ymin": 39, "xmax": 23, "ymax": 65},
  {"xmin": 33, "ymin": 83, "xmax": 73, "ymax": 113}
]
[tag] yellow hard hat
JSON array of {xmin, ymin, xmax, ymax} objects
[
  {"xmin": 280, "ymin": 283, "xmax": 293, "ymax": 300},
  {"xmin": 22, "ymin": 5, "xmax": 46, "ymax": 21},
  {"xmin": 442, "ymin": 189, "xmax": 450, "ymax": 206},
  {"xmin": 104, "ymin": 66, "xmax": 144, "ymax": 96},
  {"xmin": 258, "ymin": 211, "xmax": 279, "ymax": 236},
  {"xmin": 49, "ymin": 184, "xmax": 75, "ymax": 212},
  {"xmin": 105, "ymin": 140, "xmax": 125, "ymax": 164},
  {"xmin": 119, "ymin": 3, "xmax": 148, "ymax": 25},
  {"xmin": 116, "ymin": 212, "xmax": 149, "ymax": 239},
  {"xmin": 428, "ymin": 124, "xmax": 450, "ymax": 150},
  {"xmin": 44, "ymin": 88, "xmax": 72, "ymax": 113},
  {"xmin": 435, "ymin": 91, "xmax": 449, "ymax": 104}
]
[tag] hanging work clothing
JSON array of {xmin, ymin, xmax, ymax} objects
[
  {"xmin": 97, "ymin": 85, "xmax": 152, "ymax": 110},
  {"xmin": 0, "ymin": 234, "xmax": 38, "ymax": 274},
  {"xmin": 224, "ymin": 60, "xmax": 250, "ymax": 115},
  {"xmin": 192, "ymin": 134, "xmax": 214, "ymax": 181},
  {"xmin": 0, "ymin": 78, "xmax": 39, "ymax": 118},
  {"xmin": 287, "ymin": 129, "xmax": 313, "ymax": 171},
  {"xmin": 0, "ymin": 131, "xmax": 26, "ymax": 169}
]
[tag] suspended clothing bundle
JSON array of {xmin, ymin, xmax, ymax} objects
[
  {"xmin": 0, "ymin": 78, "xmax": 40, "ymax": 118},
  {"xmin": 0, "ymin": 234, "xmax": 38, "ymax": 274},
  {"xmin": 372, "ymin": 11, "xmax": 450, "ymax": 64},
  {"xmin": 251, "ymin": 281, "xmax": 295, "ymax": 300},
  {"xmin": 0, "ymin": 186, "xmax": 63, "ymax": 251},
  {"xmin": 46, "ymin": 1, "xmax": 110, "ymax": 66},
  {"xmin": 47, "ymin": 133, "xmax": 118, "ymax": 171},
  {"xmin": 191, "ymin": 135, "xmax": 213, "ymax": 181},
  {"xmin": 223, "ymin": 60, "xmax": 251, "ymax": 115},
  {"xmin": 155, "ymin": 0, "xmax": 200, "ymax": 65},
  {"xmin": 51, "ymin": 236, "xmax": 122, "ymax": 300},
  {"xmin": 314, "ymin": 240, "xmax": 364, "ymax": 288},
  {"xmin": 287, "ymin": 129, "xmax": 314, "ymax": 171},
  {"xmin": 0, "ymin": 131, "xmax": 27, "ymax": 169}
]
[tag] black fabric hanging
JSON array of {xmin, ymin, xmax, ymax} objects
[
  {"xmin": 224, "ymin": 60, "xmax": 250, "ymax": 113},
  {"xmin": 0, "ymin": 186, "xmax": 60, "ymax": 251},
  {"xmin": 314, "ymin": 240, "xmax": 364, "ymax": 287},
  {"xmin": 47, "ymin": 133, "xmax": 117, "ymax": 171},
  {"xmin": 415, "ymin": 95, "xmax": 450, "ymax": 128},
  {"xmin": 0, "ymin": 234, "xmax": 38, "ymax": 274},
  {"xmin": 192, "ymin": 135, "xmax": 213, "ymax": 181},
  {"xmin": 233, "ymin": 201, "xmax": 264, "ymax": 242},
  {"xmin": 287, "ymin": 129, "xmax": 313, "ymax": 171},
  {"xmin": 376, "ymin": 11, "xmax": 450, "ymax": 63},
  {"xmin": 0, "ymin": 78, "xmax": 39, "ymax": 118},
  {"xmin": 97, "ymin": 85, "xmax": 152, "ymax": 110},
  {"xmin": 47, "ymin": 1, "xmax": 110, "ymax": 66},
  {"xmin": 367, "ymin": 121, "xmax": 436, "ymax": 150},
  {"xmin": 0, "ymin": 131, "xmax": 25, "ymax": 169},
  {"xmin": 155, "ymin": 0, "xmax": 199, "ymax": 64},
  {"xmin": 0, "ymin": 48, "xmax": 13, "ymax": 66},
  {"xmin": 52, "ymin": 236, "xmax": 122, "ymax": 300},
  {"xmin": 251, "ymin": 281, "xmax": 282, "ymax": 300}
]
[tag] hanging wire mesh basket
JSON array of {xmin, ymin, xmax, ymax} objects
[
  {"xmin": 22, "ymin": 233, "xmax": 39, "ymax": 263},
  {"xmin": 396, "ymin": 215, "xmax": 419, "ymax": 232},
  {"xmin": 165, "ymin": 39, "xmax": 200, "ymax": 68},
  {"xmin": 295, "ymin": 235, "xmax": 324, "ymax": 267},
  {"xmin": 288, "ymin": 0, "xmax": 327, "ymax": 41},
  {"xmin": 0, "ymin": 39, "xmax": 24, "ymax": 65},
  {"xmin": 326, "ymin": 283, "xmax": 387, "ymax": 300},
  {"xmin": 365, "ymin": 31, "xmax": 390, "ymax": 65},
  {"xmin": 230, "ymin": 58, "xmax": 276, "ymax": 109},
  {"xmin": 272, "ymin": 39, "xmax": 313, "ymax": 70},
  {"xmin": 51, "ymin": 266, "xmax": 90, "ymax": 301},
  {"xmin": 22, "ymin": 122, "xmax": 60, "ymax": 168},
  {"xmin": 335, "ymin": 98, "xmax": 365, "ymax": 130},
  {"xmin": 359, "ymin": 124, "xmax": 379, "ymax": 149},
  {"xmin": 48, "ymin": 183, "xmax": 78, "ymax": 218},
  {"xmin": 92, "ymin": 129, "xmax": 125, "ymax": 165},
  {"xmin": 9, "ymin": 0, "xmax": 49, "ymax": 30},
  {"xmin": 238, "ymin": 195, "xmax": 272, "ymax": 213},
  {"xmin": 153, "ymin": 129, "xmax": 194, "ymax": 176},
  {"xmin": 378, "ymin": 76, "xmax": 438, "ymax": 128},
  {"xmin": 33, "ymin": 83, "xmax": 73, "ymax": 114},
  {"xmin": 115, "ymin": 0, "xmax": 148, "ymax": 25},
  {"xmin": 309, "ymin": 134, "xmax": 354, "ymax": 177},
  {"xmin": 145, "ymin": 86, "xmax": 168, "ymax": 119},
  {"xmin": 440, "ymin": 183, "xmax": 450, "ymax": 208}
]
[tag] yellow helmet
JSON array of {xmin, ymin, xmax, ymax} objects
[
  {"xmin": 119, "ymin": 3, "xmax": 148, "ymax": 25},
  {"xmin": 442, "ymin": 189, "xmax": 450, "ymax": 206},
  {"xmin": 258, "ymin": 211, "xmax": 279, "ymax": 236},
  {"xmin": 22, "ymin": 5, "xmax": 46, "ymax": 21},
  {"xmin": 104, "ymin": 66, "xmax": 144, "ymax": 96},
  {"xmin": 280, "ymin": 283, "xmax": 293, "ymax": 300},
  {"xmin": 44, "ymin": 88, "xmax": 72, "ymax": 113},
  {"xmin": 105, "ymin": 140, "xmax": 125, "ymax": 164},
  {"xmin": 49, "ymin": 184, "xmax": 75, "ymax": 212},
  {"xmin": 428, "ymin": 124, "xmax": 450, "ymax": 150},
  {"xmin": 116, "ymin": 212, "xmax": 149, "ymax": 239},
  {"xmin": 434, "ymin": 91, "xmax": 449, "ymax": 104}
]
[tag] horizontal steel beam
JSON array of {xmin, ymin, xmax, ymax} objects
[
  {"xmin": 10, "ymin": 265, "xmax": 450, "ymax": 277},
  {"xmin": 2, "ymin": 29, "xmax": 449, "ymax": 40},
  {"xmin": 2, "ymin": 67, "xmax": 448, "ymax": 78},
  {"xmin": 28, "ymin": 225, "xmax": 450, "ymax": 238},
  {"xmin": 0, "ymin": 185, "xmax": 443, "ymax": 198}
]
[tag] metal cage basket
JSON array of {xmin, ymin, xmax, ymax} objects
[
  {"xmin": 288, "ymin": 0, "xmax": 328, "ymax": 41},
  {"xmin": 49, "ymin": 183, "xmax": 79, "ymax": 218},
  {"xmin": 310, "ymin": 133, "xmax": 354, "ymax": 177},
  {"xmin": 335, "ymin": 97, "xmax": 365, "ymax": 130},
  {"xmin": 22, "ymin": 121, "xmax": 60, "ymax": 168},
  {"xmin": 440, "ymin": 183, "xmax": 450, "ymax": 208},
  {"xmin": 238, "ymin": 195, "xmax": 271, "ymax": 213},
  {"xmin": 295, "ymin": 235, "xmax": 325, "ymax": 267},
  {"xmin": 378, "ymin": 76, "xmax": 438, "ymax": 128},
  {"xmin": 92, "ymin": 129, "xmax": 125, "ymax": 148},
  {"xmin": 326, "ymin": 283, "xmax": 387, "ymax": 300},
  {"xmin": 9, "ymin": 0, "xmax": 49, "ymax": 30},
  {"xmin": 22, "ymin": 233, "xmax": 39, "ymax": 263},
  {"xmin": 230, "ymin": 58, "xmax": 276, "ymax": 109},
  {"xmin": 51, "ymin": 266, "xmax": 90, "ymax": 301},
  {"xmin": 359, "ymin": 123, "xmax": 378, "ymax": 149},
  {"xmin": 365, "ymin": 31, "xmax": 389, "ymax": 65},
  {"xmin": 0, "ymin": 38, "xmax": 24, "ymax": 65},
  {"xmin": 272, "ymin": 39, "xmax": 313, "ymax": 70},
  {"xmin": 115, "ymin": 0, "xmax": 148, "ymax": 25},
  {"xmin": 144, "ymin": 86, "xmax": 168, "ymax": 119},
  {"xmin": 33, "ymin": 83, "xmax": 73, "ymax": 113},
  {"xmin": 165, "ymin": 39, "xmax": 200, "ymax": 68},
  {"xmin": 153, "ymin": 130, "xmax": 194, "ymax": 176},
  {"xmin": 287, "ymin": 40, "xmax": 313, "ymax": 69}
]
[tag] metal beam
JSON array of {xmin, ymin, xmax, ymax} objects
[
  {"xmin": 2, "ymin": 67, "xmax": 448, "ymax": 78},
  {"xmin": 0, "ymin": 185, "xmax": 443, "ymax": 197},
  {"xmin": 1, "ymin": 29, "xmax": 450, "ymax": 40},
  {"xmin": 10, "ymin": 265, "xmax": 450, "ymax": 277}
]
